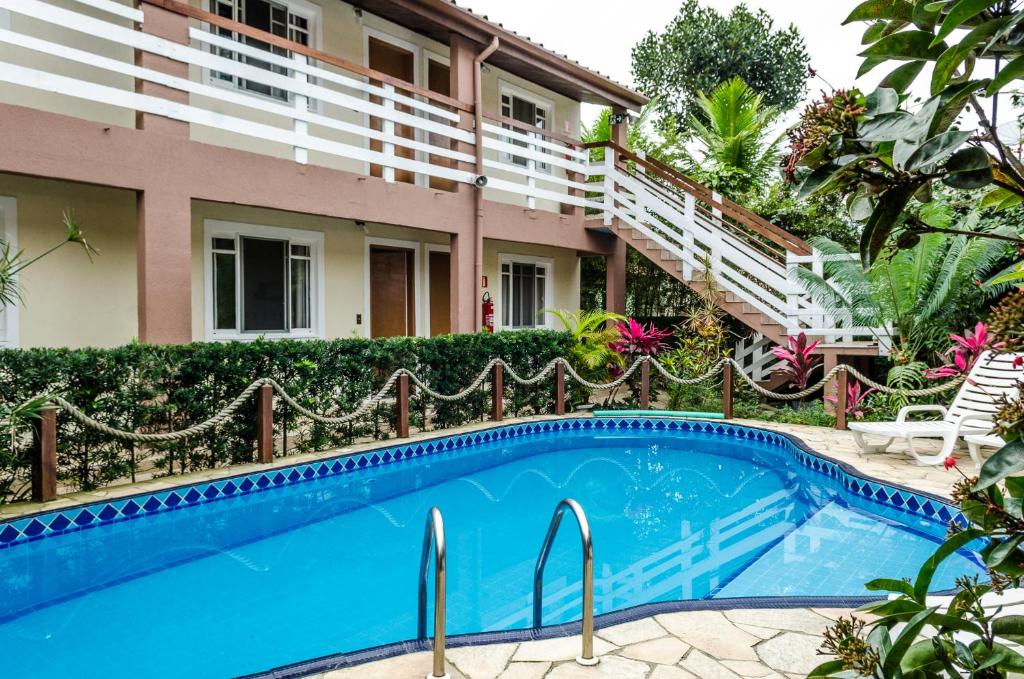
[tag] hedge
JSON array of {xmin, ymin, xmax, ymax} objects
[{"xmin": 0, "ymin": 330, "xmax": 572, "ymax": 502}]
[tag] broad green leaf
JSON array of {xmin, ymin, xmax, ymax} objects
[
  {"xmin": 918, "ymin": 197, "xmax": 952, "ymax": 226},
  {"xmin": 859, "ymin": 55, "xmax": 889, "ymax": 78},
  {"xmin": 860, "ymin": 183, "xmax": 920, "ymax": 266},
  {"xmin": 975, "ymin": 438, "xmax": 1024, "ymax": 489},
  {"xmin": 867, "ymin": 87, "xmax": 901, "ymax": 115},
  {"xmin": 929, "ymin": 79, "xmax": 987, "ymax": 136},
  {"xmin": 912, "ymin": 0, "xmax": 942, "ymax": 30},
  {"xmin": 905, "ymin": 129, "xmax": 973, "ymax": 170},
  {"xmin": 987, "ymin": 262, "xmax": 1024, "ymax": 286},
  {"xmin": 807, "ymin": 659, "xmax": 847, "ymax": 678},
  {"xmin": 933, "ymin": 0, "xmax": 998, "ymax": 46},
  {"xmin": 857, "ymin": 111, "xmax": 919, "ymax": 141},
  {"xmin": 884, "ymin": 607, "xmax": 939, "ymax": 675},
  {"xmin": 987, "ymin": 54, "xmax": 1024, "ymax": 95},
  {"xmin": 798, "ymin": 163, "xmax": 847, "ymax": 199},
  {"xmin": 849, "ymin": 187, "xmax": 876, "ymax": 221},
  {"xmin": 901, "ymin": 639, "xmax": 943, "ymax": 672},
  {"xmin": 861, "ymin": 29, "xmax": 948, "ymax": 60},
  {"xmin": 914, "ymin": 528, "xmax": 986, "ymax": 601},
  {"xmin": 943, "ymin": 146, "xmax": 994, "ymax": 189},
  {"xmin": 882, "ymin": 60, "xmax": 926, "ymax": 92},
  {"xmin": 992, "ymin": 615, "xmax": 1024, "ymax": 645},
  {"xmin": 893, "ymin": 137, "xmax": 920, "ymax": 169},
  {"xmin": 990, "ymin": 642, "xmax": 1024, "ymax": 670},
  {"xmin": 987, "ymin": 534, "xmax": 1024, "ymax": 568},
  {"xmin": 866, "ymin": 577, "xmax": 916, "ymax": 596},
  {"xmin": 933, "ymin": 17, "xmax": 1008, "ymax": 92},
  {"xmin": 864, "ymin": 20, "xmax": 891, "ymax": 43},
  {"xmin": 845, "ymin": 0, "xmax": 916, "ymax": 23}
]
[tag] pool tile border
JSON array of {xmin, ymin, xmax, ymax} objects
[{"xmin": 0, "ymin": 417, "xmax": 965, "ymax": 549}]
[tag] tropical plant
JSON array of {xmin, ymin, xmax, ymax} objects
[
  {"xmin": 787, "ymin": 0, "xmax": 1024, "ymax": 266},
  {"xmin": 772, "ymin": 332, "xmax": 822, "ymax": 390},
  {"xmin": 545, "ymin": 309, "xmax": 626, "ymax": 406},
  {"xmin": 925, "ymin": 322, "xmax": 1004, "ymax": 379},
  {"xmin": 825, "ymin": 380, "xmax": 876, "ymax": 420},
  {"xmin": 749, "ymin": 181, "xmax": 861, "ymax": 250},
  {"xmin": 682, "ymin": 77, "xmax": 785, "ymax": 197},
  {"xmin": 632, "ymin": 0, "xmax": 809, "ymax": 130},
  {"xmin": 609, "ymin": 318, "xmax": 671, "ymax": 361},
  {"xmin": 793, "ymin": 226, "xmax": 1017, "ymax": 362}
]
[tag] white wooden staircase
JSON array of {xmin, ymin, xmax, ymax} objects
[{"xmin": 587, "ymin": 143, "xmax": 887, "ymax": 383}]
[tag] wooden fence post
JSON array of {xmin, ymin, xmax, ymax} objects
[
  {"xmin": 397, "ymin": 373, "xmax": 410, "ymax": 438},
  {"xmin": 555, "ymin": 362, "xmax": 566, "ymax": 416},
  {"xmin": 835, "ymin": 368, "xmax": 849, "ymax": 431},
  {"xmin": 257, "ymin": 384, "xmax": 274, "ymax": 463},
  {"xmin": 491, "ymin": 363, "xmax": 504, "ymax": 422},
  {"xmin": 722, "ymin": 362, "xmax": 734, "ymax": 420},
  {"xmin": 31, "ymin": 405, "xmax": 58, "ymax": 502},
  {"xmin": 640, "ymin": 360, "xmax": 650, "ymax": 410}
]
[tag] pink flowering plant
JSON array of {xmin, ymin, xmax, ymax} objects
[
  {"xmin": 924, "ymin": 322, "xmax": 1004, "ymax": 379},
  {"xmin": 609, "ymin": 319, "xmax": 671, "ymax": 361},
  {"xmin": 824, "ymin": 380, "xmax": 875, "ymax": 420},
  {"xmin": 771, "ymin": 332, "xmax": 822, "ymax": 390}
]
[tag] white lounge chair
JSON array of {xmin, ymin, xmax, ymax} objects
[{"xmin": 849, "ymin": 351, "xmax": 1024, "ymax": 465}]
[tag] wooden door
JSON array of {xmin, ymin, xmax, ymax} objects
[
  {"xmin": 428, "ymin": 250, "xmax": 451, "ymax": 336},
  {"xmin": 370, "ymin": 247, "xmax": 416, "ymax": 337},
  {"xmin": 368, "ymin": 37, "xmax": 416, "ymax": 184},
  {"xmin": 426, "ymin": 59, "xmax": 457, "ymax": 192}
]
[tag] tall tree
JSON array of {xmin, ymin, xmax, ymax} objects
[{"xmin": 631, "ymin": 0, "xmax": 809, "ymax": 130}]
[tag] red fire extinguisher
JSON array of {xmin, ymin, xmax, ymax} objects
[{"xmin": 482, "ymin": 291, "xmax": 494, "ymax": 333}]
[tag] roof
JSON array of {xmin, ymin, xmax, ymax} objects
[{"xmin": 346, "ymin": 0, "xmax": 650, "ymax": 111}]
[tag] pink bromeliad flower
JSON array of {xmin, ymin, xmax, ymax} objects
[
  {"xmin": 771, "ymin": 332, "xmax": 822, "ymax": 390},
  {"xmin": 609, "ymin": 319, "xmax": 670, "ymax": 359},
  {"xmin": 825, "ymin": 379, "xmax": 876, "ymax": 419},
  {"xmin": 925, "ymin": 322, "xmax": 1004, "ymax": 379}
]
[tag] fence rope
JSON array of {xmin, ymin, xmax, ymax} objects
[{"xmin": 32, "ymin": 356, "xmax": 967, "ymax": 442}]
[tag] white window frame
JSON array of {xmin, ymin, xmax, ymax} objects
[
  {"xmin": 497, "ymin": 253, "xmax": 553, "ymax": 331},
  {"xmin": 203, "ymin": 219, "xmax": 325, "ymax": 341},
  {"xmin": 498, "ymin": 80, "xmax": 553, "ymax": 174},
  {"xmin": 0, "ymin": 196, "xmax": 18, "ymax": 349},
  {"xmin": 202, "ymin": 0, "xmax": 322, "ymax": 107},
  {"xmin": 362, "ymin": 236, "xmax": 423, "ymax": 338}
]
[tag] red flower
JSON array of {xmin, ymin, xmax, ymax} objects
[
  {"xmin": 943, "ymin": 456, "xmax": 957, "ymax": 470},
  {"xmin": 771, "ymin": 332, "xmax": 822, "ymax": 390},
  {"xmin": 1014, "ymin": 356, "xmax": 1023, "ymax": 369}
]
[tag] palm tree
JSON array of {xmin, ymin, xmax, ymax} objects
[
  {"xmin": 793, "ymin": 226, "xmax": 1016, "ymax": 361},
  {"xmin": 580, "ymin": 98, "xmax": 685, "ymax": 167},
  {"xmin": 682, "ymin": 76, "xmax": 783, "ymax": 198}
]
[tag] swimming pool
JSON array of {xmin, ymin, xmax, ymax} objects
[{"xmin": 0, "ymin": 418, "xmax": 981, "ymax": 678}]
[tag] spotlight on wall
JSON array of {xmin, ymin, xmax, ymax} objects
[
  {"xmin": 473, "ymin": 175, "xmax": 488, "ymax": 188},
  {"xmin": 609, "ymin": 112, "xmax": 628, "ymax": 126},
  {"xmin": 355, "ymin": 220, "xmax": 368, "ymax": 233}
]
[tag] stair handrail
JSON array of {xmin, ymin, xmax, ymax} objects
[
  {"xmin": 533, "ymin": 498, "xmax": 598, "ymax": 666},
  {"xmin": 418, "ymin": 507, "xmax": 449, "ymax": 679},
  {"xmin": 587, "ymin": 140, "xmax": 812, "ymax": 257}
]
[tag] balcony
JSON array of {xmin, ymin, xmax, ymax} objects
[{"xmin": 0, "ymin": 0, "xmax": 596, "ymax": 216}]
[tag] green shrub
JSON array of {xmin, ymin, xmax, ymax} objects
[{"xmin": 0, "ymin": 331, "xmax": 571, "ymax": 502}]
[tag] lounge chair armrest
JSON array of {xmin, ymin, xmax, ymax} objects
[
  {"xmin": 954, "ymin": 414, "xmax": 995, "ymax": 437},
  {"xmin": 895, "ymin": 404, "xmax": 947, "ymax": 423}
]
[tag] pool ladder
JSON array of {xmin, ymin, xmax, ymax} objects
[
  {"xmin": 416, "ymin": 499, "xmax": 597, "ymax": 678},
  {"xmin": 418, "ymin": 507, "xmax": 448, "ymax": 679},
  {"xmin": 534, "ymin": 498, "xmax": 598, "ymax": 666}
]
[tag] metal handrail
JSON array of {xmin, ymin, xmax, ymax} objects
[
  {"xmin": 418, "ymin": 507, "xmax": 449, "ymax": 679},
  {"xmin": 533, "ymin": 498, "xmax": 598, "ymax": 666}
]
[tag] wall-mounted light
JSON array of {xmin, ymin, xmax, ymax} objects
[
  {"xmin": 609, "ymin": 112, "xmax": 628, "ymax": 126},
  {"xmin": 355, "ymin": 220, "xmax": 368, "ymax": 233},
  {"xmin": 473, "ymin": 175, "xmax": 488, "ymax": 188}
]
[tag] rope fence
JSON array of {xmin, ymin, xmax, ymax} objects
[{"xmin": 21, "ymin": 356, "xmax": 965, "ymax": 502}]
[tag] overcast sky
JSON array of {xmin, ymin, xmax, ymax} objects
[{"xmin": 461, "ymin": 0, "xmax": 1018, "ymax": 140}]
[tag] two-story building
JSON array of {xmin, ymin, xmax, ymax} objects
[{"xmin": 0, "ymin": 0, "xmax": 646, "ymax": 348}]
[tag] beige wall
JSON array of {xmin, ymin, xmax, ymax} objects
[
  {"xmin": 483, "ymin": 238, "xmax": 580, "ymax": 331},
  {"xmin": 0, "ymin": 174, "xmax": 137, "ymax": 348}
]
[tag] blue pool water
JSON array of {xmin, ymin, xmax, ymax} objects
[{"xmin": 0, "ymin": 420, "xmax": 982, "ymax": 678}]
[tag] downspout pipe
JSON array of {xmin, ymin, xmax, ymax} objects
[{"xmin": 472, "ymin": 36, "xmax": 499, "ymax": 332}]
